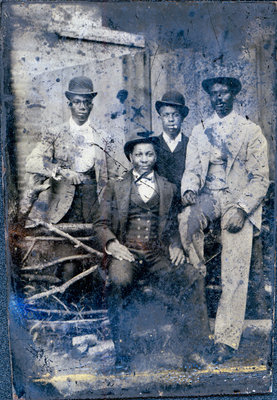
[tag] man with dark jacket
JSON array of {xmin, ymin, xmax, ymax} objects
[
  {"xmin": 155, "ymin": 91, "xmax": 189, "ymax": 198},
  {"xmin": 94, "ymin": 132, "xmax": 211, "ymax": 372}
]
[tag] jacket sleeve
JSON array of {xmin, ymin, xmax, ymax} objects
[
  {"xmin": 180, "ymin": 126, "xmax": 202, "ymax": 196},
  {"xmin": 93, "ymin": 182, "xmax": 118, "ymax": 250},
  {"xmin": 237, "ymin": 125, "xmax": 269, "ymax": 215},
  {"xmin": 25, "ymin": 131, "xmax": 57, "ymax": 177},
  {"xmin": 164, "ymin": 184, "xmax": 182, "ymax": 249}
]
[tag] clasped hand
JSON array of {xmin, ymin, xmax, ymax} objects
[
  {"xmin": 58, "ymin": 168, "xmax": 86, "ymax": 185},
  {"xmin": 223, "ymin": 207, "xmax": 247, "ymax": 233},
  {"xmin": 182, "ymin": 190, "xmax": 197, "ymax": 206}
]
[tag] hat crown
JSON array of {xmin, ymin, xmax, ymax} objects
[
  {"xmin": 67, "ymin": 76, "xmax": 94, "ymax": 94},
  {"xmin": 161, "ymin": 90, "xmax": 185, "ymax": 106},
  {"xmin": 202, "ymin": 77, "xmax": 241, "ymax": 95}
]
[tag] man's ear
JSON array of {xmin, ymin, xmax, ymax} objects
[{"xmin": 129, "ymin": 154, "xmax": 133, "ymax": 164}]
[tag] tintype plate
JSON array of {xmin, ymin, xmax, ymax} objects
[{"xmin": 1, "ymin": 1, "xmax": 275, "ymax": 399}]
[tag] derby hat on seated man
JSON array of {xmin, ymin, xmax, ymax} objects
[
  {"xmin": 155, "ymin": 90, "xmax": 189, "ymax": 118},
  {"xmin": 65, "ymin": 76, "xmax": 98, "ymax": 100},
  {"xmin": 124, "ymin": 131, "xmax": 159, "ymax": 161},
  {"xmin": 202, "ymin": 77, "xmax": 242, "ymax": 95}
]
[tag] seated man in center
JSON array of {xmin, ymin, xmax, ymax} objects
[{"xmin": 94, "ymin": 132, "xmax": 211, "ymax": 372}]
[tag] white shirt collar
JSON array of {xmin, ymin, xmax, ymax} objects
[
  {"xmin": 69, "ymin": 117, "xmax": 91, "ymax": 132},
  {"xmin": 162, "ymin": 131, "xmax": 182, "ymax": 152},
  {"xmin": 211, "ymin": 110, "xmax": 237, "ymax": 124}
]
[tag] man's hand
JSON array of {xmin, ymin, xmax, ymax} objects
[
  {"xmin": 182, "ymin": 190, "xmax": 197, "ymax": 207},
  {"xmin": 59, "ymin": 168, "xmax": 84, "ymax": 185},
  {"xmin": 169, "ymin": 245, "xmax": 186, "ymax": 266},
  {"xmin": 106, "ymin": 240, "xmax": 135, "ymax": 262},
  {"xmin": 223, "ymin": 207, "xmax": 247, "ymax": 233}
]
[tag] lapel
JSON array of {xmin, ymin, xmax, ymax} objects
[
  {"xmin": 199, "ymin": 124, "xmax": 212, "ymax": 179},
  {"xmin": 53, "ymin": 123, "xmax": 75, "ymax": 166},
  {"xmin": 224, "ymin": 113, "xmax": 244, "ymax": 176},
  {"xmin": 200, "ymin": 113, "xmax": 245, "ymax": 179},
  {"xmin": 155, "ymin": 173, "xmax": 173, "ymax": 237},
  {"xmin": 114, "ymin": 171, "xmax": 132, "ymax": 236}
]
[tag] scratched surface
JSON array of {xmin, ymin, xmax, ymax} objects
[{"xmin": 1, "ymin": 2, "xmax": 276, "ymax": 400}]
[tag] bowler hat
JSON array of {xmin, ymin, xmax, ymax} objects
[
  {"xmin": 202, "ymin": 77, "xmax": 242, "ymax": 95},
  {"xmin": 65, "ymin": 76, "xmax": 97, "ymax": 99},
  {"xmin": 155, "ymin": 91, "xmax": 189, "ymax": 118},
  {"xmin": 124, "ymin": 131, "xmax": 159, "ymax": 161}
]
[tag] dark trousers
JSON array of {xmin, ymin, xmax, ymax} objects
[{"xmin": 106, "ymin": 247, "xmax": 211, "ymax": 362}]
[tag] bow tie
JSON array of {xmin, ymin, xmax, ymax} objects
[{"xmin": 134, "ymin": 171, "xmax": 154, "ymax": 183}]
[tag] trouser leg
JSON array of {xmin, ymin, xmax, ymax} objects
[
  {"xmin": 214, "ymin": 217, "xmax": 253, "ymax": 350},
  {"xmin": 178, "ymin": 193, "xmax": 220, "ymax": 269},
  {"xmin": 108, "ymin": 258, "xmax": 135, "ymax": 361},
  {"xmin": 147, "ymin": 251, "xmax": 211, "ymax": 358}
]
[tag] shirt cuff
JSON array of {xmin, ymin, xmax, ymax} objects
[{"xmin": 105, "ymin": 239, "xmax": 116, "ymax": 255}]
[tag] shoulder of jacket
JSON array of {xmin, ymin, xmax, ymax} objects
[
  {"xmin": 235, "ymin": 114, "xmax": 263, "ymax": 136},
  {"xmin": 157, "ymin": 173, "xmax": 176, "ymax": 189},
  {"xmin": 43, "ymin": 122, "xmax": 69, "ymax": 141}
]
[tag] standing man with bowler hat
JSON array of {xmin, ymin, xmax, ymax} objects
[
  {"xmin": 179, "ymin": 77, "xmax": 269, "ymax": 363},
  {"xmin": 21, "ymin": 76, "xmax": 108, "ymax": 283},
  {"xmin": 155, "ymin": 91, "xmax": 189, "ymax": 200}
]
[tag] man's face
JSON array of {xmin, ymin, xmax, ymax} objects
[
  {"xmin": 130, "ymin": 143, "xmax": 157, "ymax": 175},
  {"xmin": 159, "ymin": 105, "xmax": 184, "ymax": 137},
  {"xmin": 69, "ymin": 94, "xmax": 93, "ymax": 125},
  {"xmin": 209, "ymin": 83, "xmax": 235, "ymax": 118}
]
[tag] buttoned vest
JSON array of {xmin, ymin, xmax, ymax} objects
[{"xmin": 125, "ymin": 182, "xmax": 160, "ymax": 250}]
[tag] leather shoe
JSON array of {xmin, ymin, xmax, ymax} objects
[{"xmin": 212, "ymin": 343, "xmax": 236, "ymax": 364}]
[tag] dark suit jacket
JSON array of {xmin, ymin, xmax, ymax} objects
[
  {"xmin": 156, "ymin": 132, "xmax": 188, "ymax": 192},
  {"xmin": 94, "ymin": 170, "xmax": 181, "ymax": 251}
]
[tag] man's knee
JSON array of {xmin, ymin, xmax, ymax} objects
[
  {"xmin": 109, "ymin": 259, "xmax": 133, "ymax": 287},
  {"xmin": 179, "ymin": 205, "xmax": 205, "ymax": 241}
]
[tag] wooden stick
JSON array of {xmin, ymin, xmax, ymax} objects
[
  {"xmin": 22, "ymin": 238, "xmax": 37, "ymax": 263},
  {"xmin": 38, "ymin": 221, "xmax": 103, "ymax": 257},
  {"xmin": 24, "ymin": 236, "xmax": 96, "ymax": 242},
  {"xmin": 22, "ymin": 254, "xmax": 93, "ymax": 271},
  {"xmin": 26, "ymin": 264, "xmax": 99, "ymax": 303},
  {"xmin": 21, "ymin": 274, "xmax": 62, "ymax": 284},
  {"xmin": 26, "ymin": 223, "xmax": 94, "ymax": 234},
  {"xmin": 25, "ymin": 308, "xmax": 107, "ymax": 315}
]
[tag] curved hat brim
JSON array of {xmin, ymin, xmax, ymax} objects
[
  {"xmin": 124, "ymin": 137, "xmax": 160, "ymax": 161},
  {"xmin": 65, "ymin": 91, "xmax": 98, "ymax": 100},
  {"xmin": 202, "ymin": 77, "xmax": 242, "ymax": 95},
  {"xmin": 155, "ymin": 101, "xmax": 189, "ymax": 118}
]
